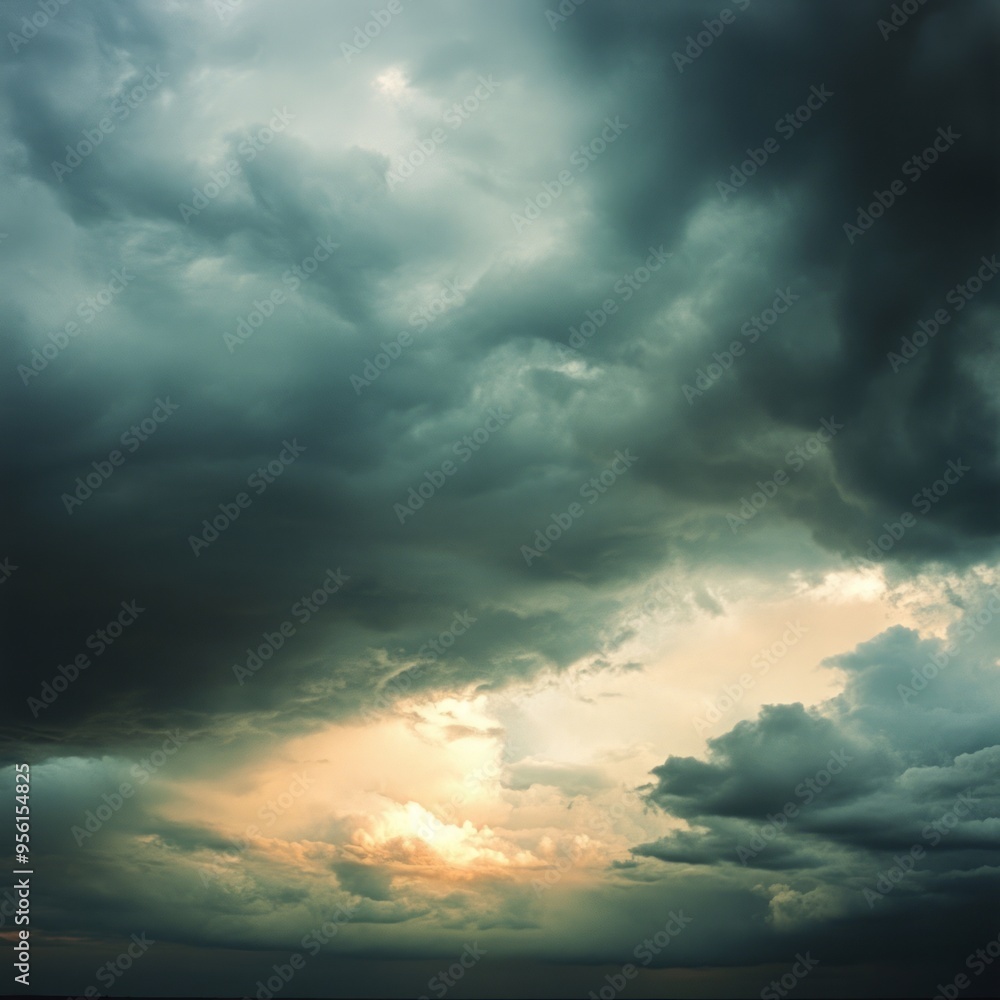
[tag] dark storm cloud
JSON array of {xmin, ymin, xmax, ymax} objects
[
  {"xmin": 635, "ymin": 593, "xmax": 1000, "ymax": 968},
  {"xmin": 2, "ymin": 0, "xmax": 998, "ymax": 758},
  {"xmin": 2, "ymin": 4, "xmax": 1000, "ymax": 991}
]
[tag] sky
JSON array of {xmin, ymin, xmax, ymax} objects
[{"xmin": 2, "ymin": 0, "xmax": 1000, "ymax": 997}]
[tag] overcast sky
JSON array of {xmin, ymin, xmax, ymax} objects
[{"xmin": 2, "ymin": 0, "xmax": 1000, "ymax": 997}]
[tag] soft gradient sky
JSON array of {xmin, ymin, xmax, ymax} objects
[{"xmin": 2, "ymin": 0, "xmax": 1000, "ymax": 996}]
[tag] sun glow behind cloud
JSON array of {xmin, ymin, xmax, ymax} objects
[{"xmin": 151, "ymin": 562, "xmax": 946, "ymax": 906}]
